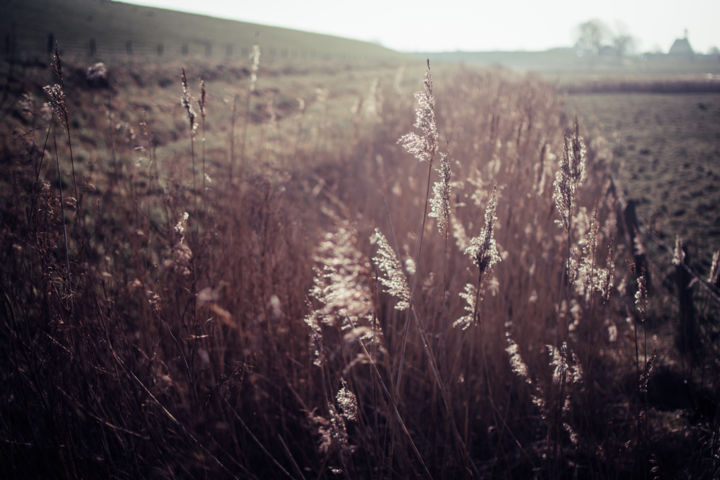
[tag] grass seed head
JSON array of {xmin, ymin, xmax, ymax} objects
[
  {"xmin": 429, "ymin": 153, "xmax": 452, "ymax": 233},
  {"xmin": 464, "ymin": 186, "xmax": 501, "ymax": 275},
  {"xmin": 370, "ymin": 228, "xmax": 410, "ymax": 311},
  {"xmin": 398, "ymin": 60, "xmax": 438, "ymax": 163}
]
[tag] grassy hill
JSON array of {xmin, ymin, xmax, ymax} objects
[{"xmin": 0, "ymin": 0, "xmax": 403, "ymax": 63}]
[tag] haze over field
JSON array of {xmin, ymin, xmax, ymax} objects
[{"xmin": 125, "ymin": 0, "xmax": 720, "ymax": 53}]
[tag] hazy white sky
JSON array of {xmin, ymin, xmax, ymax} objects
[{"xmin": 123, "ymin": 0, "xmax": 720, "ymax": 53}]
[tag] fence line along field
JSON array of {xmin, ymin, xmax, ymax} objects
[
  {"xmin": 0, "ymin": 0, "xmax": 402, "ymax": 63},
  {"xmin": 1, "ymin": 3, "xmax": 720, "ymax": 479}
]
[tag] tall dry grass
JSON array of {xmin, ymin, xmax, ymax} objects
[{"xmin": 0, "ymin": 53, "xmax": 718, "ymax": 479}]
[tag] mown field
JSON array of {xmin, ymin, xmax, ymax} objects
[
  {"xmin": 568, "ymin": 92, "xmax": 720, "ymax": 274},
  {"xmin": 1, "ymin": 2, "xmax": 720, "ymax": 479}
]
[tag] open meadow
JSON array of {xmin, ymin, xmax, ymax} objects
[{"xmin": 1, "ymin": 1, "xmax": 720, "ymax": 479}]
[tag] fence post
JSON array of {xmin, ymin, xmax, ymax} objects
[
  {"xmin": 674, "ymin": 242, "xmax": 698, "ymax": 365},
  {"xmin": 624, "ymin": 199, "xmax": 651, "ymax": 291}
]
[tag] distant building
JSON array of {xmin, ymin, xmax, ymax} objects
[{"xmin": 669, "ymin": 29, "xmax": 694, "ymax": 57}]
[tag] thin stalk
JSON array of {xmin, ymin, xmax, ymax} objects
[
  {"xmin": 29, "ymin": 121, "xmax": 53, "ymax": 226},
  {"xmin": 346, "ymin": 317, "xmax": 433, "ymax": 480},
  {"xmin": 409, "ymin": 305, "xmax": 478, "ymax": 476},
  {"xmin": 229, "ymin": 94, "xmax": 238, "ymax": 184},
  {"xmin": 395, "ymin": 154, "xmax": 435, "ymax": 395},
  {"xmin": 61, "ymin": 114, "xmax": 79, "ymax": 210},
  {"xmin": 201, "ymin": 119, "xmax": 206, "ymax": 192},
  {"xmin": 240, "ymin": 89, "xmax": 251, "ymax": 179},
  {"xmin": 52, "ymin": 124, "xmax": 71, "ymax": 294}
]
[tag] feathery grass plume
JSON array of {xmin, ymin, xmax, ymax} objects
[
  {"xmin": 429, "ymin": 153, "xmax": 451, "ymax": 233},
  {"xmin": 336, "ymin": 380, "xmax": 359, "ymax": 422},
  {"xmin": 42, "ymin": 84, "xmax": 67, "ymax": 126},
  {"xmin": 305, "ymin": 223, "xmax": 380, "ymax": 367},
  {"xmin": 505, "ymin": 321, "xmax": 547, "ymax": 415},
  {"xmin": 311, "ymin": 224, "xmax": 373, "ymax": 325},
  {"xmin": 47, "ymin": 44, "xmax": 79, "ymax": 206},
  {"xmin": 574, "ymin": 209, "xmax": 612, "ymax": 302},
  {"xmin": 672, "ymin": 235, "xmax": 685, "ymax": 266},
  {"xmin": 308, "ymin": 382, "xmax": 357, "ymax": 459},
  {"xmin": 708, "ymin": 250, "xmax": 720, "ymax": 285},
  {"xmin": 547, "ymin": 342, "xmax": 583, "ymax": 386},
  {"xmin": 171, "ymin": 212, "xmax": 192, "ymax": 276},
  {"xmin": 602, "ymin": 241, "xmax": 616, "ymax": 301},
  {"xmin": 304, "ymin": 302, "xmax": 325, "ymax": 367},
  {"xmin": 198, "ymin": 79, "xmax": 207, "ymax": 121},
  {"xmin": 547, "ymin": 342, "xmax": 582, "ymax": 446},
  {"xmin": 453, "ymin": 283, "xmax": 476, "ymax": 330},
  {"xmin": 309, "ymin": 382, "xmax": 360, "ymax": 464},
  {"xmin": 249, "ymin": 44, "xmax": 261, "ymax": 92},
  {"xmin": 180, "ymin": 69, "xmax": 197, "ymax": 135},
  {"xmin": 504, "ymin": 322, "xmax": 532, "ymax": 384},
  {"xmin": 553, "ymin": 122, "xmax": 586, "ymax": 231},
  {"xmin": 181, "ymin": 68, "xmax": 198, "ymax": 194},
  {"xmin": 394, "ymin": 66, "xmax": 446, "ymax": 397},
  {"xmin": 639, "ymin": 353, "xmax": 656, "ymax": 394},
  {"xmin": 506, "ymin": 340, "xmax": 531, "ymax": 384},
  {"xmin": 370, "ymin": 228, "xmax": 410, "ymax": 311},
  {"xmin": 45, "ymin": 85, "xmax": 72, "ymax": 292},
  {"xmin": 398, "ymin": 59, "xmax": 438, "ymax": 163},
  {"xmin": 316, "ymin": 404, "xmax": 352, "ymax": 456},
  {"xmin": 464, "ymin": 186, "xmax": 501, "ymax": 275},
  {"xmin": 634, "ymin": 274, "xmax": 648, "ymax": 319}
]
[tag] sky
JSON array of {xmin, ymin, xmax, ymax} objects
[{"xmin": 122, "ymin": 0, "xmax": 720, "ymax": 53}]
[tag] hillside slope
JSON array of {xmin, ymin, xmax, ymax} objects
[{"xmin": 1, "ymin": 0, "xmax": 402, "ymax": 62}]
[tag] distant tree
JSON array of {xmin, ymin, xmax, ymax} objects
[
  {"xmin": 575, "ymin": 19, "xmax": 637, "ymax": 58},
  {"xmin": 611, "ymin": 21, "xmax": 637, "ymax": 57},
  {"xmin": 613, "ymin": 34, "xmax": 637, "ymax": 57},
  {"xmin": 575, "ymin": 19, "xmax": 610, "ymax": 56}
]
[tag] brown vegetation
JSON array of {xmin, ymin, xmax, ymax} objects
[{"xmin": 1, "ymin": 51, "xmax": 719, "ymax": 479}]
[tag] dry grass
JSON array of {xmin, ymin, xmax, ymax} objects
[{"xmin": 1, "ymin": 53, "xmax": 719, "ymax": 479}]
